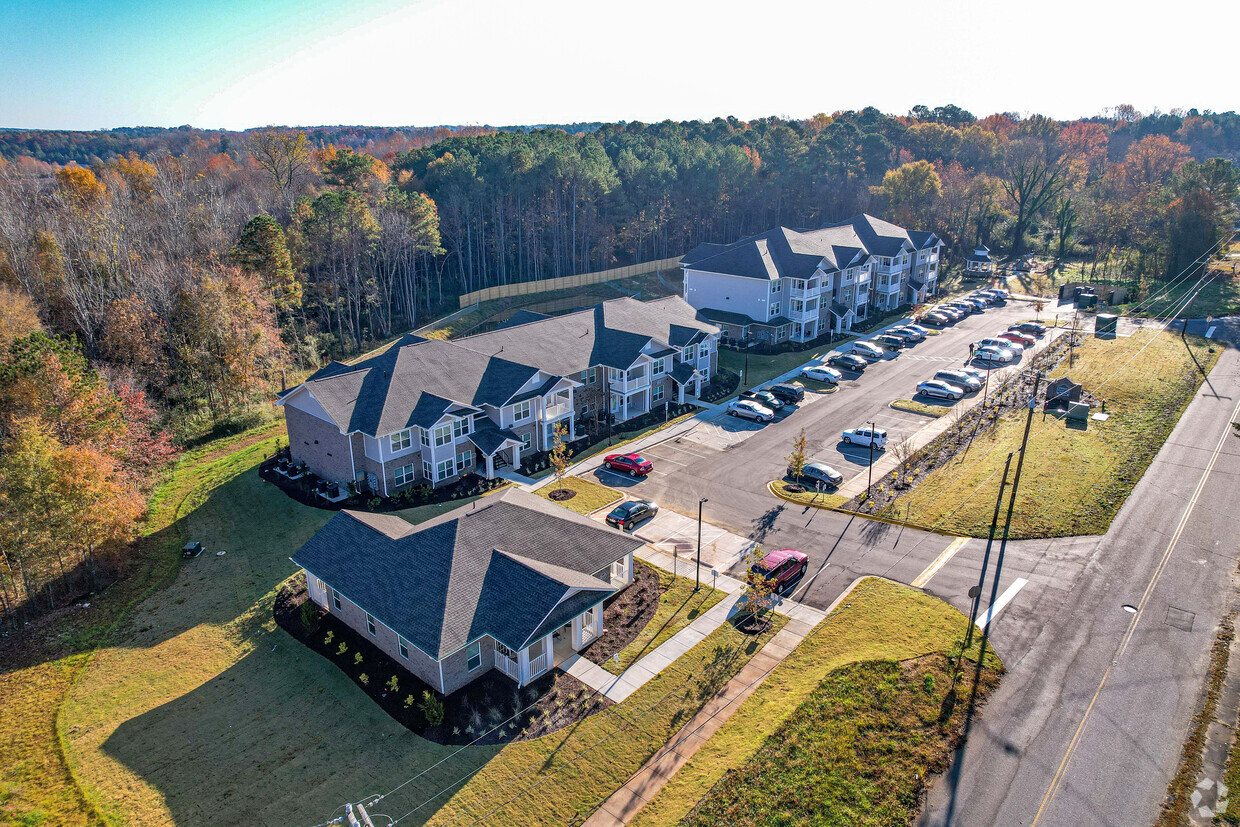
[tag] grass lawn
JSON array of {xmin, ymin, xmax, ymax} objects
[
  {"xmin": 602, "ymin": 564, "xmax": 727, "ymax": 674},
  {"xmin": 632, "ymin": 577, "xmax": 1002, "ymax": 826},
  {"xmin": 536, "ymin": 475, "xmax": 622, "ymax": 514},
  {"xmin": 770, "ymin": 480, "xmax": 848, "ymax": 509},
  {"xmin": 878, "ymin": 329, "xmax": 1219, "ymax": 538},
  {"xmin": 719, "ymin": 347, "xmax": 824, "ymax": 389},
  {"xmin": 49, "ymin": 427, "xmax": 782, "ymax": 827},
  {"xmin": 890, "ymin": 398, "xmax": 949, "ymax": 417}
]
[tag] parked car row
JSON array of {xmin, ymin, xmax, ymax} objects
[
  {"xmin": 727, "ymin": 380, "xmax": 807, "ymax": 422},
  {"xmin": 918, "ymin": 288, "xmax": 1010, "ymax": 327}
]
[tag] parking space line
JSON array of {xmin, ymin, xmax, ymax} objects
[
  {"xmin": 976, "ymin": 577, "xmax": 1029, "ymax": 629},
  {"xmin": 911, "ymin": 537, "xmax": 970, "ymax": 588},
  {"xmin": 644, "ymin": 453, "xmax": 686, "ymax": 466}
]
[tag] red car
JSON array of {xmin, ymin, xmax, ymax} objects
[
  {"xmin": 998, "ymin": 331, "xmax": 1036, "ymax": 348},
  {"xmin": 603, "ymin": 453, "xmax": 653, "ymax": 477},
  {"xmin": 749, "ymin": 548, "xmax": 809, "ymax": 595}
]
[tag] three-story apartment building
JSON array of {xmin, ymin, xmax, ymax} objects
[
  {"xmin": 278, "ymin": 296, "xmax": 719, "ymax": 491},
  {"xmin": 681, "ymin": 214, "xmax": 942, "ymax": 344}
]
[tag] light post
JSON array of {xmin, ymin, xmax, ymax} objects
[
  {"xmin": 866, "ymin": 420, "xmax": 877, "ymax": 501},
  {"xmin": 743, "ymin": 329, "xmax": 750, "ymax": 390},
  {"xmin": 695, "ymin": 497, "xmax": 709, "ymax": 591}
]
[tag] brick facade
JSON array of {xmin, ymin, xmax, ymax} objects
[{"xmin": 285, "ymin": 405, "xmax": 355, "ymax": 484}]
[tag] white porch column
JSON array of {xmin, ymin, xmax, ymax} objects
[
  {"xmin": 694, "ymin": 378, "xmax": 702, "ymax": 397},
  {"xmin": 543, "ymin": 633, "xmax": 553, "ymax": 672},
  {"xmin": 677, "ymin": 382, "xmax": 685, "ymax": 404},
  {"xmin": 589, "ymin": 604, "xmax": 603, "ymax": 639},
  {"xmin": 485, "ymin": 454, "xmax": 494, "ymax": 479},
  {"xmin": 517, "ymin": 646, "xmax": 530, "ymax": 686},
  {"xmin": 621, "ymin": 394, "xmax": 628, "ymax": 422},
  {"xmin": 624, "ymin": 552, "xmax": 634, "ymax": 585},
  {"xmin": 571, "ymin": 613, "xmax": 584, "ymax": 649},
  {"xmin": 511, "ymin": 443, "xmax": 521, "ymax": 469}
]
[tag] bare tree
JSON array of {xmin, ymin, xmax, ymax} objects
[
  {"xmin": 1002, "ymin": 141, "xmax": 1068, "ymax": 258},
  {"xmin": 248, "ymin": 130, "xmax": 312, "ymax": 211}
]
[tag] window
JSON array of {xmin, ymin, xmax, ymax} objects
[
  {"xmin": 398, "ymin": 637, "xmax": 409, "ymax": 659},
  {"xmin": 680, "ymin": 347, "xmax": 692, "ymax": 362},
  {"xmin": 331, "ymin": 588, "xmax": 341, "ymax": 610},
  {"xmin": 512, "ymin": 399, "xmax": 532, "ymax": 422},
  {"xmin": 769, "ymin": 303, "xmax": 780, "ymax": 318},
  {"xmin": 389, "ymin": 429, "xmax": 412, "ymax": 452},
  {"xmin": 651, "ymin": 358, "xmax": 665, "ymax": 376},
  {"xmin": 652, "ymin": 384, "xmax": 664, "ymax": 402},
  {"xmin": 421, "ymin": 428, "xmax": 431, "ymax": 447},
  {"xmin": 423, "ymin": 460, "xmax": 433, "ymax": 480},
  {"xmin": 456, "ymin": 450, "xmax": 472, "ymax": 470},
  {"xmin": 436, "ymin": 458, "xmax": 454, "ymax": 479},
  {"xmin": 432, "ymin": 423, "xmax": 452, "ymax": 447},
  {"xmin": 452, "ymin": 418, "xmax": 470, "ymax": 439},
  {"xmin": 520, "ymin": 431, "xmax": 532, "ymax": 449},
  {"xmin": 467, "ymin": 641, "xmax": 482, "ymax": 671},
  {"xmin": 771, "ymin": 280, "xmax": 783, "ymax": 293},
  {"xmin": 578, "ymin": 368, "xmax": 595, "ymax": 385},
  {"xmin": 394, "ymin": 463, "xmax": 416, "ymax": 487},
  {"xmin": 366, "ymin": 613, "xmax": 376, "ymax": 636},
  {"xmin": 807, "ymin": 278, "xmax": 819, "ymax": 290},
  {"xmin": 699, "ymin": 342, "xmax": 709, "ymax": 358}
]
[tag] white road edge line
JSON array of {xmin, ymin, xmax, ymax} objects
[
  {"xmin": 976, "ymin": 577, "xmax": 1029, "ymax": 629},
  {"xmin": 911, "ymin": 537, "xmax": 970, "ymax": 588}
]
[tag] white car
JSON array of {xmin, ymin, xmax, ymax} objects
[
  {"xmin": 904, "ymin": 324, "xmax": 931, "ymax": 336},
  {"xmin": 842, "ymin": 426, "xmax": 888, "ymax": 449},
  {"xmin": 801, "ymin": 364, "xmax": 843, "ymax": 384},
  {"xmin": 975, "ymin": 346, "xmax": 1014, "ymax": 364},
  {"xmin": 846, "ymin": 341, "xmax": 885, "ymax": 360},
  {"xmin": 917, "ymin": 380, "xmax": 965, "ymax": 400},
  {"xmin": 977, "ymin": 336, "xmax": 1024, "ymax": 353},
  {"xmin": 727, "ymin": 398, "xmax": 775, "ymax": 422}
]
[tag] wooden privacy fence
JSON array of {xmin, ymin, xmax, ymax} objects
[{"xmin": 457, "ymin": 255, "xmax": 684, "ymax": 308}]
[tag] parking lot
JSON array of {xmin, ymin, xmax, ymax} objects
[{"xmin": 580, "ymin": 297, "xmax": 1065, "ymax": 590}]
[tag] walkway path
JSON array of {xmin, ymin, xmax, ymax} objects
[{"xmin": 561, "ymin": 545, "xmax": 825, "ymax": 703}]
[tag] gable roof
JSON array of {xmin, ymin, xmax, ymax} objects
[
  {"xmin": 682, "ymin": 214, "xmax": 939, "ymax": 282},
  {"xmin": 291, "ymin": 488, "xmax": 643, "ymax": 658},
  {"xmin": 455, "ymin": 295, "xmax": 718, "ymax": 375}
]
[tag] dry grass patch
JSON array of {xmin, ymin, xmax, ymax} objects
[
  {"xmin": 770, "ymin": 480, "xmax": 848, "ymax": 509},
  {"xmin": 633, "ymin": 578, "xmax": 1001, "ymax": 826},
  {"xmin": 890, "ymin": 398, "xmax": 949, "ymax": 417},
  {"xmin": 880, "ymin": 330, "xmax": 1219, "ymax": 538},
  {"xmin": 536, "ymin": 475, "xmax": 622, "ymax": 514}
]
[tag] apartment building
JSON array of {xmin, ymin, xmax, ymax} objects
[
  {"xmin": 681, "ymin": 214, "xmax": 942, "ymax": 344},
  {"xmin": 277, "ymin": 296, "xmax": 719, "ymax": 491}
]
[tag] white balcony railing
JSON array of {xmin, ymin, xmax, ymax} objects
[
  {"xmin": 543, "ymin": 400, "xmax": 572, "ymax": 420},
  {"xmin": 496, "ymin": 652, "xmax": 519, "ymax": 681},
  {"xmin": 608, "ymin": 373, "xmax": 650, "ymax": 394},
  {"xmin": 789, "ymin": 305, "xmax": 817, "ymax": 321},
  {"xmin": 528, "ymin": 652, "xmax": 549, "ymax": 678}
]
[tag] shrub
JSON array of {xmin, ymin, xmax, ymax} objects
[
  {"xmin": 924, "ymin": 674, "xmax": 937, "ymax": 693},
  {"xmin": 368, "ymin": 496, "xmax": 382, "ymax": 509},
  {"xmin": 359, "ymin": 673, "xmax": 369, "ymax": 686},
  {"xmin": 336, "ymin": 642, "xmax": 348, "ymax": 656},
  {"xmin": 353, "ymin": 652, "xmax": 363, "ymax": 666},
  {"xmin": 420, "ymin": 690, "xmax": 446, "ymax": 726},
  {"xmin": 323, "ymin": 630, "xmax": 334, "ymax": 646},
  {"xmin": 300, "ymin": 601, "xmax": 321, "ymax": 631},
  {"xmin": 386, "ymin": 675, "xmax": 399, "ymax": 693},
  {"xmin": 404, "ymin": 694, "xmax": 415, "ymax": 708}
]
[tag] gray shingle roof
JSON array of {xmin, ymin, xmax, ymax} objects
[
  {"xmin": 290, "ymin": 488, "xmax": 643, "ymax": 658},
  {"xmin": 683, "ymin": 214, "xmax": 936, "ymax": 283},
  {"xmin": 467, "ymin": 419, "xmax": 523, "ymax": 455},
  {"xmin": 456, "ymin": 296, "xmax": 717, "ymax": 376}
]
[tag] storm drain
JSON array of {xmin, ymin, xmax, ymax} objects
[{"xmin": 1166, "ymin": 606, "xmax": 1197, "ymax": 632}]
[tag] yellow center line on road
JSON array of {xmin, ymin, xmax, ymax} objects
[{"xmin": 911, "ymin": 537, "xmax": 970, "ymax": 588}]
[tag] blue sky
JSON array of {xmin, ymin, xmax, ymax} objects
[{"xmin": 0, "ymin": 0, "xmax": 1230, "ymax": 131}]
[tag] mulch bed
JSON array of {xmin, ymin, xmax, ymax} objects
[
  {"xmin": 274, "ymin": 574, "xmax": 611, "ymax": 746},
  {"xmin": 843, "ymin": 334, "xmax": 1076, "ymax": 514},
  {"xmin": 258, "ymin": 457, "xmax": 505, "ymax": 513},
  {"xmin": 547, "ymin": 489, "xmax": 577, "ymax": 502},
  {"xmin": 579, "ymin": 561, "xmax": 661, "ymax": 665}
]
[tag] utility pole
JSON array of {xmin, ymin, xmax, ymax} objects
[
  {"xmin": 695, "ymin": 497, "xmax": 709, "ymax": 591},
  {"xmin": 965, "ymin": 452, "xmax": 1014, "ymax": 649}
]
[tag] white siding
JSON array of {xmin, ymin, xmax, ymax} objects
[{"xmin": 683, "ymin": 268, "xmax": 773, "ymax": 322}]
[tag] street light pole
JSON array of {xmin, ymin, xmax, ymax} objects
[
  {"xmin": 695, "ymin": 497, "xmax": 709, "ymax": 591},
  {"xmin": 866, "ymin": 420, "xmax": 876, "ymax": 500}
]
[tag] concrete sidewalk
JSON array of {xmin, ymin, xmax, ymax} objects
[{"xmin": 562, "ymin": 546, "xmax": 826, "ymax": 702}]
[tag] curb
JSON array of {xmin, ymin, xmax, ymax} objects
[
  {"xmin": 766, "ymin": 481, "xmax": 965, "ymax": 538},
  {"xmin": 888, "ymin": 400, "xmax": 946, "ymax": 418}
]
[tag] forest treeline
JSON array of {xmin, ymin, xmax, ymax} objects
[{"xmin": 0, "ymin": 103, "xmax": 1237, "ymax": 620}]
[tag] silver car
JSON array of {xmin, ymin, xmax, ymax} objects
[
  {"xmin": 795, "ymin": 460, "xmax": 844, "ymax": 487},
  {"xmin": 934, "ymin": 369, "xmax": 982, "ymax": 391},
  {"xmin": 727, "ymin": 398, "xmax": 775, "ymax": 422},
  {"xmin": 918, "ymin": 380, "xmax": 965, "ymax": 400}
]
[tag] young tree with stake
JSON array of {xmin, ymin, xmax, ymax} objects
[
  {"xmin": 786, "ymin": 426, "xmax": 808, "ymax": 485},
  {"xmin": 549, "ymin": 421, "xmax": 572, "ymax": 495}
]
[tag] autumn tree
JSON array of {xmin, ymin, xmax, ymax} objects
[
  {"xmin": 53, "ymin": 166, "xmax": 106, "ymax": 209},
  {"xmin": 1002, "ymin": 141, "xmax": 1068, "ymax": 257},
  {"xmin": 786, "ymin": 427, "xmax": 808, "ymax": 484},
  {"xmin": 0, "ymin": 285, "xmax": 44, "ymax": 350},
  {"xmin": 248, "ymin": 129, "xmax": 312, "ymax": 208},
  {"xmin": 874, "ymin": 160, "xmax": 942, "ymax": 228},
  {"xmin": 173, "ymin": 265, "xmax": 287, "ymax": 419},
  {"xmin": 548, "ymin": 421, "xmax": 572, "ymax": 495},
  {"xmin": 230, "ymin": 214, "xmax": 303, "ymax": 312}
]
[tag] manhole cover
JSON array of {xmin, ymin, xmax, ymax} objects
[{"xmin": 1166, "ymin": 606, "xmax": 1196, "ymax": 632}]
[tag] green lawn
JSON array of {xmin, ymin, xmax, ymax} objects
[
  {"xmin": 536, "ymin": 475, "xmax": 622, "ymax": 514},
  {"xmin": 603, "ymin": 563, "xmax": 727, "ymax": 674},
  {"xmin": 890, "ymin": 398, "xmax": 949, "ymax": 417},
  {"xmin": 878, "ymin": 329, "xmax": 1219, "ymax": 538},
  {"xmin": 51, "ymin": 430, "xmax": 782, "ymax": 827},
  {"xmin": 633, "ymin": 577, "xmax": 1002, "ymax": 826},
  {"xmin": 719, "ymin": 347, "xmax": 825, "ymax": 389}
]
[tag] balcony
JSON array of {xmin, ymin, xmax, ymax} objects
[
  {"xmin": 543, "ymin": 400, "xmax": 572, "ymax": 420},
  {"xmin": 876, "ymin": 280, "xmax": 900, "ymax": 294},
  {"xmin": 788, "ymin": 304, "xmax": 818, "ymax": 321},
  {"xmin": 790, "ymin": 283, "xmax": 822, "ymax": 300},
  {"xmin": 607, "ymin": 369, "xmax": 649, "ymax": 394}
]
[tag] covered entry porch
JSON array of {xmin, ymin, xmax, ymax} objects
[
  {"xmin": 493, "ymin": 599, "xmax": 608, "ymax": 686},
  {"xmin": 468, "ymin": 421, "xmax": 524, "ymax": 480}
]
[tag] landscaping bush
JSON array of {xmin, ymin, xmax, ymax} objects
[{"xmin": 420, "ymin": 690, "xmax": 445, "ymax": 727}]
